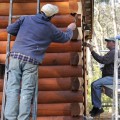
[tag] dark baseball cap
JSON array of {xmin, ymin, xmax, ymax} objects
[{"xmin": 105, "ymin": 37, "xmax": 116, "ymax": 42}]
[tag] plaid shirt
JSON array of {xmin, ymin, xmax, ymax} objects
[{"xmin": 10, "ymin": 52, "xmax": 40, "ymax": 65}]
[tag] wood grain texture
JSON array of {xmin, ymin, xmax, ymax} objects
[
  {"xmin": 0, "ymin": 0, "xmax": 77, "ymax": 3},
  {"xmin": 38, "ymin": 65, "xmax": 82, "ymax": 78},
  {"xmin": 0, "ymin": 65, "xmax": 82, "ymax": 78},
  {"xmin": 0, "ymin": 15, "xmax": 81, "ymax": 29},
  {"xmin": 0, "ymin": 41, "xmax": 82, "ymax": 53},
  {"xmin": 0, "ymin": 90, "xmax": 83, "ymax": 104},
  {"xmin": 0, "ymin": 28, "xmax": 79, "ymax": 40},
  {"xmin": 0, "ymin": 103, "xmax": 83, "ymax": 116},
  {"xmin": 0, "ymin": 2, "xmax": 78, "ymax": 15},
  {"xmin": 32, "ymin": 116, "xmax": 83, "ymax": 120},
  {"xmin": 0, "ymin": 77, "xmax": 82, "ymax": 91},
  {"xmin": 0, "ymin": 16, "xmax": 81, "ymax": 29},
  {"xmin": 37, "ymin": 103, "xmax": 80, "ymax": 116},
  {"xmin": 0, "ymin": 52, "xmax": 80, "ymax": 65}
]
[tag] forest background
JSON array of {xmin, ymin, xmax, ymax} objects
[{"xmin": 87, "ymin": 0, "xmax": 120, "ymax": 114}]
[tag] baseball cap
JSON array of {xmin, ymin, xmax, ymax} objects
[
  {"xmin": 105, "ymin": 37, "xmax": 116, "ymax": 42},
  {"xmin": 41, "ymin": 4, "xmax": 59, "ymax": 17}
]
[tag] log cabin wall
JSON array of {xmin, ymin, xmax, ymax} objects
[{"xmin": 0, "ymin": 0, "xmax": 93, "ymax": 119}]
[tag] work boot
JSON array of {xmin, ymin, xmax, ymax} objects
[
  {"xmin": 90, "ymin": 107, "xmax": 104, "ymax": 117},
  {"xmin": 89, "ymin": 107, "xmax": 97, "ymax": 114}
]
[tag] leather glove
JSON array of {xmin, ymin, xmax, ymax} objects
[
  {"xmin": 67, "ymin": 23, "xmax": 76, "ymax": 31},
  {"xmin": 89, "ymin": 45, "xmax": 94, "ymax": 52},
  {"xmin": 83, "ymin": 42, "xmax": 94, "ymax": 52}
]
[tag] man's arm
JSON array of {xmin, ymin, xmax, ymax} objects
[
  {"xmin": 83, "ymin": 42, "xmax": 115, "ymax": 64},
  {"xmin": 7, "ymin": 16, "xmax": 25, "ymax": 36},
  {"xmin": 91, "ymin": 50, "xmax": 114, "ymax": 64},
  {"xmin": 52, "ymin": 23, "xmax": 76, "ymax": 43}
]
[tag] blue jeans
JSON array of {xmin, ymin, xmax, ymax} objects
[
  {"xmin": 4, "ymin": 57, "xmax": 38, "ymax": 120},
  {"xmin": 91, "ymin": 76, "xmax": 113, "ymax": 108}
]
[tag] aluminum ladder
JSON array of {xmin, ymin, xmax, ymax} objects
[
  {"xmin": 112, "ymin": 39, "xmax": 120, "ymax": 120},
  {"xmin": 1, "ymin": 0, "xmax": 40, "ymax": 120}
]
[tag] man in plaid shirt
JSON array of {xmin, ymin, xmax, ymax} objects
[{"xmin": 5, "ymin": 4, "xmax": 76, "ymax": 120}]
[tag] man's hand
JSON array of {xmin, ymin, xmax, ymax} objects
[
  {"xmin": 83, "ymin": 42, "xmax": 94, "ymax": 52},
  {"xmin": 67, "ymin": 23, "xmax": 76, "ymax": 31}
]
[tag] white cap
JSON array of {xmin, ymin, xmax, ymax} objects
[{"xmin": 41, "ymin": 4, "xmax": 59, "ymax": 17}]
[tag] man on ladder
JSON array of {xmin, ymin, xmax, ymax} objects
[
  {"xmin": 84, "ymin": 37, "xmax": 117, "ymax": 117},
  {"xmin": 2, "ymin": 3, "xmax": 76, "ymax": 120}
]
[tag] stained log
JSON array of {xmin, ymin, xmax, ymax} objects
[
  {"xmin": 38, "ymin": 66, "xmax": 82, "ymax": 78},
  {"xmin": 0, "ymin": 29, "xmax": 15, "ymax": 41},
  {"xmin": 0, "ymin": 2, "xmax": 78, "ymax": 15},
  {"xmin": 0, "ymin": 52, "xmax": 80, "ymax": 65},
  {"xmin": 47, "ymin": 41, "xmax": 82, "ymax": 53},
  {"xmin": 0, "ymin": 103, "xmax": 83, "ymax": 116},
  {"xmin": 0, "ymin": 103, "xmax": 83, "ymax": 120},
  {"xmin": 0, "ymin": 65, "xmax": 82, "ymax": 78},
  {"xmin": 37, "ymin": 103, "xmax": 80, "ymax": 116},
  {"xmin": 0, "ymin": 90, "xmax": 83, "ymax": 104},
  {"xmin": 0, "ymin": 0, "xmax": 77, "ymax": 3},
  {"xmin": 0, "ymin": 77, "xmax": 82, "ymax": 91},
  {"xmin": 0, "ymin": 28, "xmax": 79, "ymax": 41},
  {"xmin": 0, "ymin": 15, "xmax": 81, "ymax": 29},
  {"xmin": 0, "ymin": 41, "xmax": 82, "ymax": 53},
  {"xmin": 70, "ymin": 52, "xmax": 79, "ymax": 66},
  {"xmin": 37, "ymin": 91, "xmax": 83, "ymax": 103},
  {"xmin": 42, "ymin": 77, "xmax": 81, "ymax": 91},
  {"xmin": 33, "ymin": 116, "xmax": 83, "ymax": 120},
  {"xmin": 52, "ymin": 15, "xmax": 81, "ymax": 27},
  {"xmin": 0, "ymin": 16, "xmax": 8, "ymax": 28}
]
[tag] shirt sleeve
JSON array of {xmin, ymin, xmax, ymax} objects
[
  {"xmin": 52, "ymin": 25, "xmax": 73, "ymax": 43},
  {"xmin": 7, "ymin": 16, "xmax": 25, "ymax": 36},
  {"xmin": 91, "ymin": 50, "xmax": 115, "ymax": 64}
]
